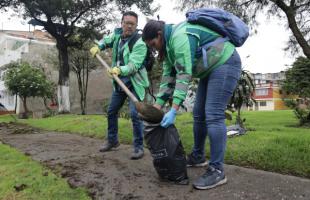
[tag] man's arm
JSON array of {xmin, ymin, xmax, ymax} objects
[
  {"xmin": 98, "ymin": 30, "xmax": 118, "ymax": 50},
  {"xmin": 119, "ymin": 38, "xmax": 147, "ymax": 76},
  {"xmin": 90, "ymin": 29, "xmax": 119, "ymax": 57}
]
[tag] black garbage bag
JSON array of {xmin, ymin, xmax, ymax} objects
[{"xmin": 144, "ymin": 122, "xmax": 189, "ymax": 185}]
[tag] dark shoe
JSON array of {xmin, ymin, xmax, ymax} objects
[
  {"xmin": 130, "ymin": 149, "xmax": 144, "ymax": 160},
  {"xmin": 99, "ymin": 141, "xmax": 120, "ymax": 152},
  {"xmin": 186, "ymin": 153, "xmax": 208, "ymax": 167},
  {"xmin": 193, "ymin": 166, "xmax": 227, "ymax": 190}
]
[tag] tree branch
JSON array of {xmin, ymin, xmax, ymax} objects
[
  {"xmin": 294, "ymin": 1, "xmax": 310, "ymax": 10},
  {"xmin": 66, "ymin": 2, "xmax": 101, "ymax": 38},
  {"xmin": 268, "ymin": 0, "xmax": 310, "ymax": 58},
  {"xmin": 240, "ymin": 0, "xmax": 256, "ymax": 7}
]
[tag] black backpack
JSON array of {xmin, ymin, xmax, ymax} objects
[{"xmin": 128, "ymin": 32, "xmax": 155, "ymax": 72}]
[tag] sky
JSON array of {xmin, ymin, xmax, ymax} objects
[{"xmin": 0, "ymin": 0, "xmax": 296, "ymax": 73}]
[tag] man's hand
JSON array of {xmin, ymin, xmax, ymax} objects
[
  {"xmin": 160, "ymin": 107, "xmax": 177, "ymax": 128},
  {"xmin": 90, "ymin": 46, "xmax": 100, "ymax": 57},
  {"xmin": 107, "ymin": 67, "xmax": 121, "ymax": 77}
]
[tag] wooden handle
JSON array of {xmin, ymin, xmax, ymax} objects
[{"xmin": 95, "ymin": 54, "xmax": 138, "ymax": 103}]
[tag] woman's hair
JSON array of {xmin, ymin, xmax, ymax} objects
[
  {"xmin": 142, "ymin": 20, "xmax": 164, "ymax": 41},
  {"xmin": 142, "ymin": 20, "xmax": 166, "ymax": 61}
]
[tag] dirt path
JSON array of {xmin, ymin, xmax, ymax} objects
[{"xmin": 0, "ymin": 122, "xmax": 310, "ymax": 200}]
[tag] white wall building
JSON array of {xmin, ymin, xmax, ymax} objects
[
  {"xmin": 0, "ymin": 30, "xmax": 113, "ymax": 115},
  {"xmin": 0, "ymin": 30, "xmax": 56, "ymax": 114}
]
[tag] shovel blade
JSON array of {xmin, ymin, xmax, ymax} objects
[{"xmin": 135, "ymin": 102, "xmax": 164, "ymax": 123}]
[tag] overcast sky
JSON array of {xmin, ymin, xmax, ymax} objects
[{"xmin": 0, "ymin": 0, "xmax": 296, "ymax": 73}]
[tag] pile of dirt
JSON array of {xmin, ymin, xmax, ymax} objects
[
  {"xmin": 0, "ymin": 122, "xmax": 39, "ymax": 134},
  {"xmin": 0, "ymin": 123, "xmax": 310, "ymax": 200}
]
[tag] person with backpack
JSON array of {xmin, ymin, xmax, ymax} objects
[
  {"xmin": 142, "ymin": 8, "xmax": 246, "ymax": 189},
  {"xmin": 90, "ymin": 11, "xmax": 149, "ymax": 160}
]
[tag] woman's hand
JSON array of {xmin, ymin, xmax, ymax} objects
[{"xmin": 160, "ymin": 107, "xmax": 177, "ymax": 128}]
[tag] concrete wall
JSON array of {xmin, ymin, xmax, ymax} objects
[
  {"xmin": 19, "ymin": 50, "xmax": 113, "ymax": 115},
  {"xmin": 70, "ymin": 69, "xmax": 113, "ymax": 114},
  {"xmin": 0, "ymin": 33, "xmax": 113, "ymax": 115}
]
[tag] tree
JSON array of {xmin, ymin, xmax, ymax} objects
[
  {"xmin": 41, "ymin": 80, "xmax": 57, "ymax": 113},
  {"xmin": 4, "ymin": 62, "xmax": 54, "ymax": 117},
  {"xmin": 283, "ymin": 57, "xmax": 310, "ymax": 98},
  {"xmin": 69, "ymin": 41, "xmax": 99, "ymax": 115},
  {"xmin": 227, "ymin": 69, "xmax": 256, "ymax": 128},
  {"xmin": 5, "ymin": 0, "xmax": 156, "ymax": 113},
  {"xmin": 0, "ymin": 0, "xmax": 17, "ymax": 9},
  {"xmin": 176, "ymin": 0, "xmax": 310, "ymax": 59},
  {"xmin": 282, "ymin": 57, "xmax": 310, "ymax": 125}
]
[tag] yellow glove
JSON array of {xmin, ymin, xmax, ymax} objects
[
  {"xmin": 90, "ymin": 46, "xmax": 100, "ymax": 57},
  {"xmin": 107, "ymin": 67, "xmax": 121, "ymax": 77}
]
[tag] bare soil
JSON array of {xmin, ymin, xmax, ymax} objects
[{"xmin": 0, "ymin": 122, "xmax": 310, "ymax": 200}]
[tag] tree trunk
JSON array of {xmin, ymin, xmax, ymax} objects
[
  {"xmin": 272, "ymin": 0, "xmax": 310, "ymax": 59},
  {"xmin": 81, "ymin": 67, "xmax": 86, "ymax": 115},
  {"xmin": 75, "ymin": 57, "xmax": 90, "ymax": 115},
  {"xmin": 83, "ymin": 58, "xmax": 89, "ymax": 115},
  {"xmin": 43, "ymin": 97, "xmax": 51, "ymax": 112},
  {"xmin": 286, "ymin": 11, "xmax": 310, "ymax": 59},
  {"xmin": 76, "ymin": 71, "xmax": 85, "ymax": 115},
  {"xmin": 236, "ymin": 107, "xmax": 243, "ymax": 128},
  {"xmin": 57, "ymin": 85, "xmax": 70, "ymax": 114},
  {"xmin": 76, "ymin": 68, "xmax": 87, "ymax": 115},
  {"xmin": 14, "ymin": 94, "xmax": 17, "ymax": 113},
  {"xmin": 57, "ymin": 40, "xmax": 70, "ymax": 113},
  {"xmin": 22, "ymin": 97, "xmax": 28, "ymax": 114}
]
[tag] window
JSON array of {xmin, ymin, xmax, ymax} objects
[
  {"xmin": 255, "ymin": 89, "xmax": 268, "ymax": 96},
  {"xmin": 260, "ymin": 101, "xmax": 267, "ymax": 106}
]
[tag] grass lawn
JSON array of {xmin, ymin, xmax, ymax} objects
[
  {"xmin": 0, "ymin": 143, "xmax": 90, "ymax": 200},
  {"xmin": 0, "ymin": 110, "xmax": 309, "ymax": 179}
]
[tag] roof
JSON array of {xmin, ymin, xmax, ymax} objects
[{"xmin": 1, "ymin": 30, "xmax": 55, "ymax": 43}]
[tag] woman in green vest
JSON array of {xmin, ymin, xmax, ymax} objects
[{"xmin": 142, "ymin": 20, "xmax": 241, "ymax": 189}]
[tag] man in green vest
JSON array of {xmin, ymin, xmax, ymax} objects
[{"xmin": 90, "ymin": 11, "xmax": 149, "ymax": 160}]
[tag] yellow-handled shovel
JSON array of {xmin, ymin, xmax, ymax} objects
[{"xmin": 95, "ymin": 54, "xmax": 164, "ymax": 123}]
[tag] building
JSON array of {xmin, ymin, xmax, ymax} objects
[
  {"xmin": 251, "ymin": 72, "xmax": 292, "ymax": 111},
  {"xmin": 0, "ymin": 29, "xmax": 112, "ymax": 115},
  {"xmin": 0, "ymin": 30, "xmax": 56, "ymax": 114}
]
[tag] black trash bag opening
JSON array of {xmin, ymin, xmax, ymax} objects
[{"xmin": 144, "ymin": 122, "xmax": 189, "ymax": 185}]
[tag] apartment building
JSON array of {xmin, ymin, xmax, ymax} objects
[{"xmin": 251, "ymin": 72, "xmax": 291, "ymax": 111}]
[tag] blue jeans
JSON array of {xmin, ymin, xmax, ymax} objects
[
  {"xmin": 107, "ymin": 85, "xmax": 143, "ymax": 151},
  {"xmin": 192, "ymin": 50, "xmax": 241, "ymax": 171}
]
